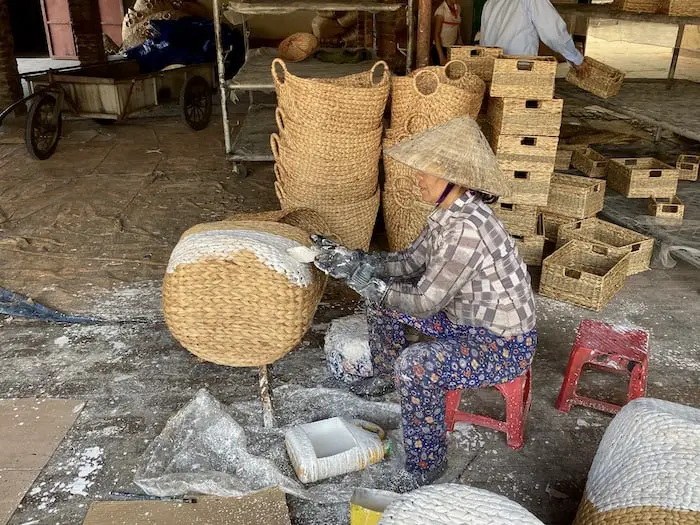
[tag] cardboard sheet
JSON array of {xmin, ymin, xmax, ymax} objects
[
  {"xmin": 83, "ymin": 488, "xmax": 292, "ymax": 525},
  {"xmin": 0, "ymin": 398, "xmax": 84, "ymax": 525}
]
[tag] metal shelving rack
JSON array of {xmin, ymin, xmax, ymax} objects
[{"xmin": 212, "ymin": 0, "xmax": 408, "ymax": 176}]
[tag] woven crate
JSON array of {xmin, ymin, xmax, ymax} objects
[
  {"xmin": 487, "ymin": 128, "xmax": 558, "ymax": 173},
  {"xmin": 500, "ymin": 170, "xmax": 551, "ymax": 206},
  {"xmin": 513, "ymin": 234, "xmax": 546, "ymax": 266},
  {"xmin": 607, "ymin": 158, "xmax": 679, "ymax": 198},
  {"xmin": 490, "ymin": 56, "xmax": 558, "ymax": 99},
  {"xmin": 659, "ymin": 0, "xmax": 700, "ymax": 15},
  {"xmin": 557, "ymin": 218, "xmax": 653, "ymax": 275},
  {"xmin": 555, "ymin": 148, "xmax": 574, "ymax": 170},
  {"xmin": 487, "ymin": 98, "xmax": 563, "ymax": 137},
  {"xmin": 648, "ymin": 195, "xmax": 684, "ymax": 220},
  {"xmin": 566, "ymin": 57, "xmax": 625, "ymax": 99},
  {"xmin": 612, "ymin": 0, "xmax": 661, "ymax": 12},
  {"xmin": 677, "ymin": 154, "xmax": 699, "ymax": 182},
  {"xmin": 572, "ymin": 148, "xmax": 609, "ymax": 179},
  {"xmin": 539, "ymin": 240, "xmax": 630, "ymax": 311},
  {"xmin": 489, "ymin": 203, "xmax": 539, "ymax": 236},
  {"xmin": 541, "ymin": 173, "xmax": 606, "ymax": 219},
  {"xmin": 447, "ymin": 46, "xmax": 502, "ymax": 82},
  {"xmin": 540, "ymin": 210, "xmax": 579, "ymax": 242}
]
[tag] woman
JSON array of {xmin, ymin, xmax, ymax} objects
[
  {"xmin": 313, "ymin": 117, "xmax": 537, "ymax": 489},
  {"xmin": 432, "ymin": 0, "xmax": 462, "ymax": 65}
]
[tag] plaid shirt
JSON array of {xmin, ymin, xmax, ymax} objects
[{"xmin": 382, "ymin": 193, "xmax": 536, "ymax": 337}]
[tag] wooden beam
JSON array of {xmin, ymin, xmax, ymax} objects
[
  {"xmin": 0, "ymin": 0, "xmax": 22, "ymax": 110},
  {"xmin": 416, "ymin": 0, "xmax": 431, "ymax": 67},
  {"xmin": 556, "ymin": 4, "xmax": 700, "ymax": 25}
]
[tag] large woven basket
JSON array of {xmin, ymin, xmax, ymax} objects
[
  {"xmin": 409, "ymin": 60, "xmax": 486, "ymax": 99},
  {"xmin": 270, "ymin": 134, "xmax": 379, "ymax": 195},
  {"xmin": 390, "ymin": 69, "xmax": 482, "ymax": 129},
  {"xmin": 274, "ymin": 163, "xmax": 378, "ymax": 203},
  {"xmin": 276, "ymin": 182, "xmax": 380, "ymax": 250},
  {"xmin": 273, "ymin": 58, "xmax": 390, "ymax": 132},
  {"xmin": 659, "ymin": 0, "xmax": 700, "ymax": 15},
  {"xmin": 567, "ymin": 57, "xmax": 624, "ymax": 99},
  {"xmin": 278, "ymin": 32, "xmax": 320, "ymax": 62},
  {"xmin": 447, "ymin": 46, "xmax": 503, "ymax": 82},
  {"xmin": 163, "ymin": 217, "xmax": 327, "ymax": 367},
  {"xmin": 274, "ymin": 107, "xmax": 382, "ymax": 163}
]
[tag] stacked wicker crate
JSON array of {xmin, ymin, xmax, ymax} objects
[{"xmin": 482, "ymin": 55, "xmax": 561, "ymax": 265}]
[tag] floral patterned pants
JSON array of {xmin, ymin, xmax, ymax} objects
[{"xmin": 366, "ymin": 303, "xmax": 537, "ymax": 477}]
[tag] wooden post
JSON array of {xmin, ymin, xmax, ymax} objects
[
  {"xmin": 668, "ymin": 24, "xmax": 685, "ymax": 82},
  {"xmin": 259, "ymin": 365, "xmax": 275, "ymax": 428},
  {"xmin": 0, "ymin": 0, "xmax": 22, "ymax": 111},
  {"xmin": 416, "ymin": 0, "xmax": 432, "ymax": 67}
]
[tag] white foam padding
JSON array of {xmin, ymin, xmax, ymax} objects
[
  {"xmin": 585, "ymin": 397, "xmax": 700, "ymax": 513},
  {"xmin": 166, "ymin": 229, "xmax": 313, "ymax": 287},
  {"xmin": 378, "ymin": 484, "xmax": 546, "ymax": 524},
  {"xmin": 324, "ymin": 314, "xmax": 373, "ymax": 382}
]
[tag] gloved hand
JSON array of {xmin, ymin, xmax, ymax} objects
[
  {"xmin": 346, "ymin": 262, "xmax": 390, "ymax": 304},
  {"xmin": 310, "ymin": 235, "xmax": 385, "ymax": 281}
]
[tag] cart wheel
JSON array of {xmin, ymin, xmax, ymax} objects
[
  {"xmin": 232, "ymin": 162, "xmax": 248, "ymax": 178},
  {"xmin": 181, "ymin": 75, "xmax": 212, "ymax": 131},
  {"xmin": 25, "ymin": 93, "xmax": 62, "ymax": 160}
]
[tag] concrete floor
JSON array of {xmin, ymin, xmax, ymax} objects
[{"xmin": 0, "ymin": 106, "xmax": 699, "ymax": 525}]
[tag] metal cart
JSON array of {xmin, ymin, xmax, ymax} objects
[
  {"xmin": 212, "ymin": 0, "xmax": 409, "ymax": 177},
  {"xmin": 1, "ymin": 61, "xmax": 214, "ymax": 160}
]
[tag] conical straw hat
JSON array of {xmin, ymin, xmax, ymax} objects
[{"xmin": 384, "ymin": 117, "xmax": 511, "ymax": 198}]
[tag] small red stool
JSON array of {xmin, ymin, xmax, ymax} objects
[
  {"xmin": 445, "ymin": 369, "xmax": 532, "ymax": 450},
  {"xmin": 556, "ymin": 319, "xmax": 649, "ymax": 415}
]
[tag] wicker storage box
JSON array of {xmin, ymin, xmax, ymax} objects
[
  {"xmin": 163, "ymin": 214, "xmax": 328, "ymax": 367},
  {"xmin": 557, "ymin": 218, "xmax": 654, "ymax": 275},
  {"xmin": 612, "ymin": 0, "xmax": 661, "ymax": 12},
  {"xmin": 572, "ymin": 148, "xmax": 609, "ymax": 179},
  {"xmin": 541, "ymin": 173, "xmax": 606, "ymax": 219},
  {"xmin": 658, "ymin": 0, "xmax": 699, "ymax": 14},
  {"xmin": 539, "ymin": 240, "xmax": 630, "ymax": 311},
  {"xmin": 490, "ymin": 203, "xmax": 539, "ymax": 236},
  {"xmin": 677, "ymin": 154, "xmax": 699, "ymax": 181},
  {"xmin": 607, "ymin": 158, "xmax": 679, "ymax": 198},
  {"xmin": 500, "ymin": 171, "xmax": 552, "ymax": 206},
  {"xmin": 447, "ymin": 46, "xmax": 502, "ymax": 82},
  {"xmin": 514, "ymin": 234, "xmax": 546, "ymax": 266},
  {"xmin": 490, "ymin": 56, "xmax": 558, "ymax": 99},
  {"xmin": 487, "ymin": 98, "xmax": 563, "ymax": 137},
  {"xmin": 566, "ymin": 57, "xmax": 625, "ymax": 99},
  {"xmin": 555, "ymin": 148, "xmax": 574, "ymax": 170},
  {"xmin": 540, "ymin": 210, "xmax": 578, "ymax": 242},
  {"xmin": 487, "ymin": 128, "xmax": 558, "ymax": 173},
  {"xmin": 648, "ymin": 195, "xmax": 684, "ymax": 220}
]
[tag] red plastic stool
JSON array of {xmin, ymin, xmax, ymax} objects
[
  {"xmin": 556, "ymin": 319, "xmax": 649, "ymax": 415},
  {"xmin": 445, "ymin": 369, "xmax": 532, "ymax": 450}
]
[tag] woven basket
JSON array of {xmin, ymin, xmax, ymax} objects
[
  {"xmin": 278, "ymin": 33, "xmax": 320, "ymax": 62},
  {"xmin": 274, "ymin": 162, "xmax": 378, "ymax": 204},
  {"xmin": 659, "ymin": 0, "xmax": 700, "ymax": 15},
  {"xmin": 487, "ymin": 98, "xmax": 563, "ymax": 137},
  {"xmin": 567, "ymin": 57, "xmax": 625, "ymax": 99},
  {"xmin": 540, "ymin": 210, "xmax": 578, "ymax": 242},
  {"xmin": 274, "ymin": 107, "xmax": 382, "ymax": 163},
  {"xmin": 499, "ymin": 170, "xmax": 552, "ymax": 207},
  {"xmin": 541, "ymin": 173, "xmax": 606, "ymax": 219},
  {"xmin": 163, "ymin": 219, "xmax": 326, "ymax": 367},
  {"xmin": 487, "ymin": 129, "xmax": 559, "ymax": 165},
  {"xmin": 273, "ymin": 59, "xmax": 390, "ymax": 133},
  {"xmin": 270, "ymin": 133, "xmax": 379, "ymax": 195},
  {"xmin": 572, "ymin": 148, "xmax": 609, "ymax": 179},
  {"xmin": 491, "ymin": 56, "xmax": 557, "ymax": 99},
  {"xmin": 490, "ymin": 203, "xmax": 539, "ymax": 237},
  {"xmin": 513, "ymin": 234, "xmax": 546, "ymax": 266},
  {"xmin": 612, "ymin": 0, "xmax": 661, "ymax": 12},
  {"xmin": 677, "ymin": 154, "xmax": 699, "ymax": 182},
  {"xmin": 390, "ymin": 69, "xmax": 481, "ymax": 129},
  {"xmin": 557, "ymin": 218, "xmax": 654, "ymax": 276},
  {"xmin": 276, "ymin": 182, "xmax": 380, "ymax": 250},
  {"xmin": 606, "ymin": 158, "xmax": 679, "ymax": 198},
  {"xmin": 648, "ymin": 195, "xmax": 684, "ymax": 221},
  {"xmin": 409, "ymin": 60, "xmax": 486, "ymax": 100},
  {"xmin": 447, "ymin": 46, "xmax": 503, "ymax": 82},
  {"xmin": 539, "ymin": 240, "xmax": 630, "ymax": 311}
]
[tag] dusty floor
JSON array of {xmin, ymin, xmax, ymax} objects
[{"xmin": 0, "ymin": 100, "xmax": 699, "ymax": 525}]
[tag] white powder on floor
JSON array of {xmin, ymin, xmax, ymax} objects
[
  {"xmin": 324, "ymin": 314, "xmax": 371, "ymax": 362},
  {"xmin": 166, "ymin": 229, "xmax": 313, "ymax": 287}
]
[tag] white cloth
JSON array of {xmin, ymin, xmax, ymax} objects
[
  {"xmin": 434, "ymin": 1, "xmax": 461, "ymax": 47},
  {"xmin": 480, "ymin": 0, "xmax": 583, "ymax": 65}
]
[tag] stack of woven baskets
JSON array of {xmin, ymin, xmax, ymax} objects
[
  {"xmin": 382, "ymin": 60, "xmax": 486, "ymax": 250},
  {"xmin": 272, "ymin": 58, "xmax": 390, "ymax": 250}
]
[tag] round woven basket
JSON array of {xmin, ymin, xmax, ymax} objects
[
  {"xmin": 410, "ymin": 60, "xmax": 486, "ymax": 95},
  {"xmin": 278, "ymin": 33, "xmax": 320, "ymax": 63},
  {"xmin": 163, "ymin": 219, "xmax": 326, "ymax": 367},
  {"xmin": 275, "ymin": 107, "xmax": 383, "ymax": 162},
  {"xmin": 390, "ymin": 69, "xmax": 482, "ymax": 129},
  {"xmin": 274, "ymin": 163, "xmax": 377, "ymax": 204},
  {"xmin": 270, "ymin": 133, "xmax": 379, "ymax": 194},
  {"xmin": 273, "ymin": 58, "xmax": 390, "ymax": 133},
  {"xmin": 226, "ymin": 208, "xmax": 334, "ymax": 240},
  {"xmin": 276, "ymin": 182, "xmax": 380, "ymax": 250}
]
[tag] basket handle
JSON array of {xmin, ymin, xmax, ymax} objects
[
  {"xmin": 274, "ymin": 180, "xmax": 288, "ymax": 203},
  {"xmin": 443, "ymin": 59, "xmax": 467, "ymax": 80},
  {"xmin": 273, "ymin": 162, "xmax": 289, "ymax": 184},
  {"xmin": 563, "ymin": 268, "xmax": 582, "ymax": 280},
  {"xmin": 590, "ymin": 244, "xmax": 609, "ymax": 256},
  {"xmin": 270, "ymin": 133, "xmax": 281, "ymax": 161},
  {"xmin": 271, "ymin": 58, "xmax": 289, "ymax": 85},
  {"xmin": 404, "ymin": 113, "xmax": 431, "ymax": 135},
  {"xmin": 275, "ymin": 107, "xmax": 286, "ymax": 133},
  {"xmin": 369, "ymin": 60, "xmax": 390, "ymax": 87},
  {"xmin": 412, "ymin": 69, "xmax": 440, "ymax": 97},
  {"xmin": 351, "ymin": 419, "xmax": 386, "ymax": 440}
]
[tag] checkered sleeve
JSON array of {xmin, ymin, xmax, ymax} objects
[
  {"xmin": 383, "ymin": 222, "xmax": 485, "ymax": 317},
  {"xmin": 381, "ymin": 225, "xmax": 430, "ymax": 278}
]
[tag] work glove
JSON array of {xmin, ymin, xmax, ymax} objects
[
  {"xmin": 310, "ymin": 235, "xmax": 386, "ymax": 280},
  {"xmin": 346, "ymin": 262, "xmax": 390, "ymax": 304}
]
